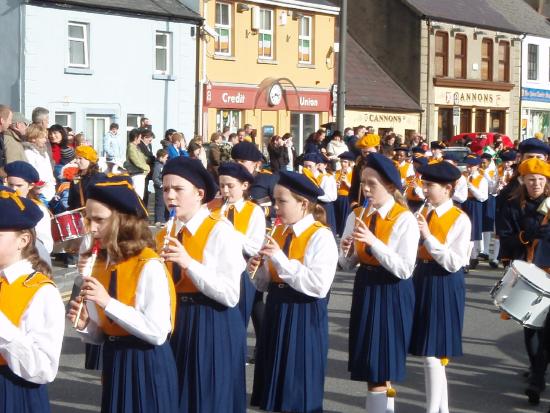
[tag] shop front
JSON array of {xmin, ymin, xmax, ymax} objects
[
  {"xmin": 432, "ymin": 87, "xmax": 512, "ymax": 140},
  {"xmin": 521, "ymin": 87, "xmax": 550, "ymax": 140},
  {"xmin": 344, "ymin": 110, "xmax": 421, "ymax": 140},
  {"xmin": 203, "ymin": 80, "xmax": 332, "ymax": 154}
]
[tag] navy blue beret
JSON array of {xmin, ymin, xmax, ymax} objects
[
  {"xmin": 277, "ymin": 171, "xmax": 324, "ymax": 202},
  {"xmin": 499, "ymin": 150, "xmax": 517, "ymax": 162},
  {"xmin": 394, "ymin": 144, "xmax": 409, "ymax": 153},
  {"xmin": 464, "ymin": 154, "xmax": 482, "ymax": 166},
  {"xmin": 5, "ymin": 161, "xmax": 40, "ymax": 184},
  {"xmin": 218, "ymin": 162, "xmax": 255, "ymax": 184},
  {"xmin": 412, "ymin": 155, "xmax": 428, "ymax": 167},
  {"xmin": 411, "ymin": 146, "xmax": 426, "ymax": 154},
  {"xmin": 338, "ymin": 151, "xmax": 356, "ymax": 161},
  {"xmin": 162, "ymin": 157, "xmax": 218, "ymax": 203},
  {"xmin": 87, "ymin": 176, "xmax": 148, "ymax": 218},
  {"xmin": 0, "ymin": 186, "xmax": 43, "ymax": 229},
  {"xmin": 231, "ymin": 142, "xmax": 263, "ymax": 162},
  {"xmin": 442, "ymin": 152, "xmax": 463, "ymax": 162},
  {"xmin": 480, "ymin": 153, "xmax": 493, "ymax": 160},
  {"xmin": 365, "ymin": 152, "xmax": 403, "ymax": 191},
  {"xmin": 302, "ymin": 152, "xmax": 324, "ymax": 164},
  {"xmin": 518, "ymin": 138, "xmax": 550, "ymax": 155},
  {"xmin": 418, "ymin": 162, "xmax": 461, "ymax": 184},
  {"xmin": 430, "ymin": 141, "xmax": 447, "ymax": 150}
]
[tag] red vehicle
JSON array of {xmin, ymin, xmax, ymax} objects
[{"xmin": 449, "ymin": 132, "xmax": 514, "ymax": 154}]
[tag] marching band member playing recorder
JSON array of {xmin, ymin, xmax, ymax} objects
[
  {"xmin": 249, "ymin": 171, "xmax": 338, "ymax": 413},
  {"xmin": 67, "ymin": 176, "xmax": 178, "ymax": 413},
  {"xmin": 0, "ymin": 187, "xmax": 64, "ymax": 413},
  {"xmin": 157, "ymin": 157, "xmax": 247, "ymax": 413},
  {"xmin": 408, "ymin": 161, "xmax": 471, "ymax": 413},
  {"xmin": 339, "ymin": 153, "xmax": 419, "ymax": 413}
]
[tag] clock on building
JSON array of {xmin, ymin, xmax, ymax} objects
[{"xmin": 268, "ymin": 83, "xmax": 283, "ymax": 106}]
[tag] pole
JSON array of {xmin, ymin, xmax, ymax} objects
[{"xmin": 336, "ymin": 0, "xmax": 347, "ymax": 132}]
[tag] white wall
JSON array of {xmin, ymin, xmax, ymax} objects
[
  {"xmin": 522, "ymin": 34, "xmax": 550, "ymax": 88},
  {"xmin": 22, "ymin": 4, "xmax": 198, "ymax": 153},
  {"xmin": 0, "ymin": 1, "xmax": 22, "ymax": 108}
]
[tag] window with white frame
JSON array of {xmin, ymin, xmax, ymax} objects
[
  {"xmin": 55, "ymin": 112, "xmax": 75, "ymax": 129},
  {"xmin": 155, "ymin": 31, "xmax": 172, "ymax": 75},
  {"xmin": 258, "ymin": 9, "xmax": 274, "ymax": 59},
  {"xmin": 215, "ymin": 2, "xmax": 231, "ymax": 55},
  {"xmin": 68, "ymin": 22, "xmax": 89, "ymax": 68},
  {"xmin": 127, "ymin": 114, "xmax": 143, "ymax": 134},
  {"xmin": 298, "ymin": 16, "xmax": 312, "ymax": 64}
]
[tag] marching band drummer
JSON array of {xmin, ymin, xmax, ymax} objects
[
  {"xmin": 496, "ymin": 157, "xmax": 550, "ymax": 406},
  {"xmin": 158, "ymin": 157, "xmax": 247, "ymax": 413},
  {"xmin": 334, "ymin": 151, "xmax": 355, "ymax": 237},
  {"xmin": 409, "ymin": 161, "xmax": 471, "ymax": 413},
  {"xmin": 249, "ymin": 171, "xmax": 338, "ymax": 413},
  {"xmin": 0, "ymin": 186, "xmax": 65, "ymax": 413},
  {"xmin": 4, "ymin": 161, "xmax": 53, "ymax": 266},
  {"xmin": 213, "ymin": 161, "xmax": 266, "ymax": 327},
  {"xmin": 339, "ymin": 153, "xmax": 419, "ymax": 413},
  {"xmin": 462, "ymin": 154, "xmax": 488, "ymax": 270},
  {"xmin": 68, "ymin": 176, "xmax": 179, "ymax": 412}
]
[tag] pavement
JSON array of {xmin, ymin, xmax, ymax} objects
[{"xmin": 48, "ymin": 259, "xmax": 550, "ymax": 413}]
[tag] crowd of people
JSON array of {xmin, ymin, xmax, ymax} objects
[{"xmin": 2, "ymin": 100, "xmax": 550, "ymax": 413}]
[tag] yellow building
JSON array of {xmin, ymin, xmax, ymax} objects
[{"xmin": 198, "ymin": 0, "xmax": 339, "ymax": 153}]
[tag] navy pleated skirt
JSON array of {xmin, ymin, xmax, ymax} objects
[
  {"xmin": 251, "ymin": 283, "xmax": 328, "ymax": 413},
  {"xmin": 348, "ymin": 265, "xmax": 415, "ymax": 383},
  {"xmin": 321, "ymin": 202, "xmax": 337, "ymax": 236},
  {"xmin": 238, "ymin": 271, "xmax": 257, "ymax": 328},
  {"xmin": 334, "ymin": 195, "xmax": 351, "ymax": 237},
  {"xmin": 482, "ymin": 195, "xmax": 496, "ymax": 232},
  {"xmin": 170, "ymin": 293, "xmax": 246, "ymax": 413},
  {"xmin": 84, "ymin": 343, "xmax": 102, "ymax": 370},
  {"xmin": 101, "ymin": 336, "xmax": 178, "ymax": 413},
  {"xmin": 409, "ymin": 261, "xmax": 465, "ymax": 357},
  {"xmin": 462, "ymin": 198, "xmax": 483, "ymax": 241},
  {"xmin": 0, "ymin": 365, "xmax": 50, "ymax": 413}
]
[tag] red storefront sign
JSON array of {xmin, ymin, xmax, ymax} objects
[{"xmin": 204, "ymin": 83, "xmax": 331, "ymax": 112}]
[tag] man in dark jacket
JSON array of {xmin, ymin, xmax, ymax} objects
[
  {"xmin": 138, "ymin": 128, "xmax": 155, "ymax": 206},
  {"xmin": 0, "ymin": 105, "xmax": 14, "ymax": 173}
]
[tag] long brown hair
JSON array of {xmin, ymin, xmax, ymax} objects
[
  {"xmin": 20, "ymin": 229, "xmax": 51, "ymax": 277},
  {"xmin": 87, "ymin": 211, "xmax": 155, "ymax": 263},
  {"xmin": 510, "ymin": 179, "xmax": 550, "ymax": 210},
  {"xmin": 290, "ymin": 192, "xmax": 327, "ymax": 225}
]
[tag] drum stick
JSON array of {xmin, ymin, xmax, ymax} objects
[
  {"xmin": 250, "ymin": 217, "xmax": 282, "ymax": 280},
  {"xmin": 73, "ymin": 240, "xmax": 100, "ymax": 329},
  {"xmin": 346, "ymin": 198, "xmax": 369, "ymax": 258}
]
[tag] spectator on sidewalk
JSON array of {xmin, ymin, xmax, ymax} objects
[{"xmin": 4, "ymin": 112, "xmax": 29, "ymax": 164}]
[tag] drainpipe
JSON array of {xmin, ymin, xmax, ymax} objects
[
  {"xmin": 518, "ymin": 33, "xmax": 526, "ymax": 141},
  {"xmin": 336, "ymin": 0, "xmax": 347, "ymax": 131},
  {"xmin": 19, "ymin": 3, "xmax": 26, "ymax": 112},
  {"xmin": 425, "ymin": 19, "xmax": 431, "ymax": 141}
]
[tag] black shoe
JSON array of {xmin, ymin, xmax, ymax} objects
[
  {"xmin": 489, "ymin": 261, "xmax": 499, "ymax": 269},
  {"xmin": 526, "ymin": 384, "xmax": 543, "ymax": 405},
  {"xmin": 464, "ymin": 265, "xmax": 470, "ymax": 274},
  {"xmin": 478, "ymin": 253, "xmax": 489, "ymax": 260},
  {"xmin": 469, "ymin": 259, "xmax": 479, "ymax": 270}
]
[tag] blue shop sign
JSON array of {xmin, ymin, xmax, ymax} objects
[{"xmin": 522, "ymin": 87, "xmax": 550, "ymax": 103}]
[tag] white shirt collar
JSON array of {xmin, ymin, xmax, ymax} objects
[
  {"xmin": 226, "ymin": 198, "xmax": 245, "ymax": 213},
  {"xmin": 433, "ymin": 198, "xmax": 454, "ymax": 217},
  {"xmin": 290, "ymin": 214, "xmax": 315, "ymax": 237},
  {"xmin": 175, "ymin": 206, "xmax": 210, "ymax": 236},
  {"xmin": 1, "ymin": 259, "xmax": 34, "ymax": 284},
  {"xmin": 373, "ymin": 197, "xmax": 396, "ymax": 219}
]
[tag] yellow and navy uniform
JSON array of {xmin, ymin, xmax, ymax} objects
[
  {"xmin": 418, "ymin": 207, "xmax": 463, "ymax": 261},
  {"xmin": 335, "ymin": 170, "xmax": 353, "ymax": 197}
]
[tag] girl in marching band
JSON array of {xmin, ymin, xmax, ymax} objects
[
  {"xmin": 214, "ymin": 161, "xmax": 266, "ymax": 326},
  {"xmin": 249, "ymin": 171, "xmax": 338, "ymax": 413},
  {"xmin": 68, "ymin": 176, "xmax": 178, "ymax": 412},
  {"xmin": 462, "ymin": 154, "xmax": 488, "ymax": 270},
  {"xmin": 340, "ymin": 152, "xmax": 419, "ymax": 413},
  {"xmin": 158, "ymin": 156, "xmax": 247, "ymax": 412},
  {"xmin": 479, "ymin": 153, "xmax": 499, "ymax": 266},
  {"xmin": 334, "ymin": 151, "xmax": 355, "ymax": 237},
  {"xmin": 409, "ymin": 161, "xmax": 471, "ymax": 413},
  {"xmin": 0, "ymin": 187, "xmax": 64, "ymax": 413},
  {"xmin": 404, "ymin": 155, "xmax": 427, "ymax": 213}
]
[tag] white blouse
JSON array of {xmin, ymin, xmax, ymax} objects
[{"xmin": 221, "ymin": 198, "xmax": 266, "ymax": 257}]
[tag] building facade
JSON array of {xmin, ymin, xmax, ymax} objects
[
  {"xmin": 198, "ymin": 0, "xmax": 339, "ymax": 154},
  {"xmin": 0, "ymin": 0, "xmax": 201, "ymax": 155}
]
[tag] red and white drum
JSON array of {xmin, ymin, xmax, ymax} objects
[{"xmin": 51, "ymin": 210, "xmax": 87, "ymax": 243}]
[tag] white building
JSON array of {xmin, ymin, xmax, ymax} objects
[
  {"xmin": 521, "ymin": 35, "xmax": 550, "ymax": 139},
  {"xmin": 0, "ymin": 0, "xmax": 201, "ymax": 155}
]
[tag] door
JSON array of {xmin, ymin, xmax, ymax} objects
[
  {"xmin": 437, "ymin": 108, "xmax": 453, "ymax": 140},
  {"xmin": 290, "ymin": 112, "xmax": 319, "ymax": 154},
  {"xmin": 86, "ymin": 115, "xmax": 111, "ymax": 154}
]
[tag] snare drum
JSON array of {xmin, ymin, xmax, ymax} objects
[
  {"xmin": 491, "ymin": 260, "xmax": 550, "ymax": 329},
  {"xmin": 51, "ymin": 210, "xmax": 87, "ymax": 243}
]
